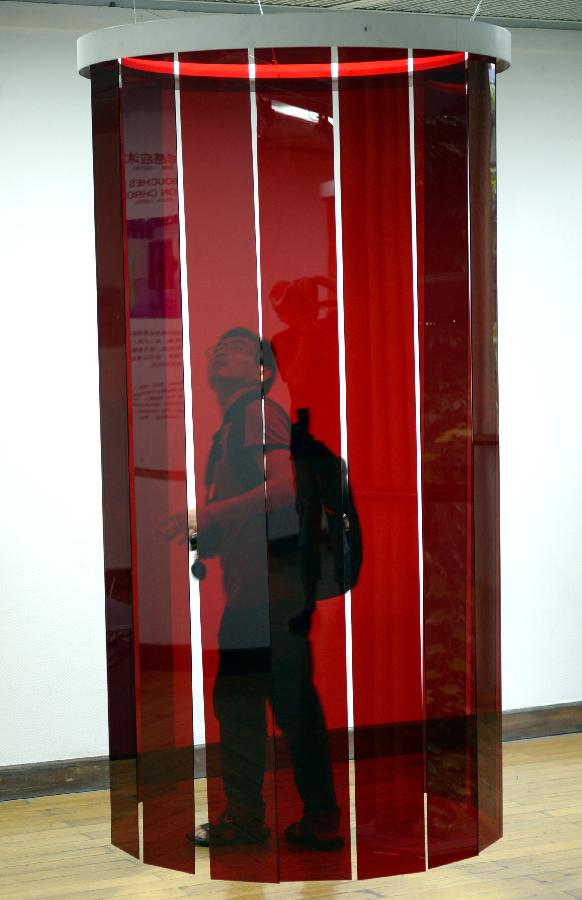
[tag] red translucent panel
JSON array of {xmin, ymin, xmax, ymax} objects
[
  {"xmin": 414, "ymin": 54, "xmax": 478, "ymax": 867},
  {"xmin": 120, "ymin": 58, "xmax": 195, "ymax": 874},
  {"xmin": 338, "ymin": 48, "xmax": 425, "ymax": 879},
  {"xmin": 254, "ymin": 46, "xmax": 351, "ymax": 882},
  {"xmin": 179, "ymin": 50, "xmax": 279, "ymax": 883},
  {"xmin": 468, "ymin": 57, "xmax": 502, "ymax": 851},
  {"xmin": 90, "ymin": 61, "xmax": 139, "ymax": 860}
]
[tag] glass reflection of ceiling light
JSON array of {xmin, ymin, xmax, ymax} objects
[
  {"xmin": 272, "ymin": 100, "xmax": 319, "ymax": 123},
  {"xmin": 271, "ymin": 100, "xmax": 333, "ymax": 126}
]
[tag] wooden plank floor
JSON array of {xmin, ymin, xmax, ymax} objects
[{"xmin": 1, "ymin": 734, "xmax": 582, "ymax": 899}]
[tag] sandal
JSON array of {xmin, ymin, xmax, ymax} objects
[
  {"xmin": 284, "ymin": 819, "xmax": 344, "ymax": 851},
  {"xmin": 187, "ymin": 815, "xmax": 271, "ymax": 847}
]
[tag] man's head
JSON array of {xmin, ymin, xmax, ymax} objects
[
  {"xmin": 270, "ymin": 278, "xmax": 319, "ymax": 328},
  {"xmin": 206, "ymin": 328, "xmax": 276, "ymax": 396}
]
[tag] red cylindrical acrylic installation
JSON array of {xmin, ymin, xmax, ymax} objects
[{"xmin": 79, "ymin": 12, "xmax": 509, "ymax": 883}]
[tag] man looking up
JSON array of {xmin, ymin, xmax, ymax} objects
[{"xmin": 189, "ymin": 328, "xmax": 342, "ymax": 851}]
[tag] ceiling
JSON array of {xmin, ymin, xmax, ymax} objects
[{"xmin": 19, "ymin": 0, "xmax": 582, "ymax": 28}]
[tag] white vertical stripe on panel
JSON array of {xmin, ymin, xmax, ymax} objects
[
  {"xmin": 248, "ymin": 50, "xmax": 267, "ymax": 447},
  {"xmin": 332, "ymin": 46, "xmax": 356, "ymax": 881},
  {"xmin": 174, "ymin": 55, "xmax": 205, "ymax": 748},
  {"xmin": 465, "ymin": 52, "xmax": 474, "ymax": 722},
  {"xmin": 248, "ymin": 49, "xmax": 263, "ymax": 340},
  {"xmin": 408, "ymin": 49, "xmax": 428, "ymax": 871}
]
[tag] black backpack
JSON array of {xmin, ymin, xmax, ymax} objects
[{"xmin": 290, "ymin": 409, "xmax": 362, "ymax": 602}]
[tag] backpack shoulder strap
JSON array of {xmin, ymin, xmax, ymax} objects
[{"xmin": 224, "ymin": 391, "xmax": 264, "ymax": 490}]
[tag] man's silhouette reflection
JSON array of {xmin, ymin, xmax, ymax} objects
[{"xmin": 190, "ymin": 328, "xmax": 341, "ymax": 850}]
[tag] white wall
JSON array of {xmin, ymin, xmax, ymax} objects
[
  {"xmin": 497, "ymin": 28, "xmax": 582, "ymax": 709},
  {"xmin": 0, "ymin": 3, "xmax": 186, "ymax": 769},
  {"xmin": 1, "ymin": 7, "xmax": 109, "ymax": 767},
  {"xmin": 1, "ymin": 4, "xmax": 581, "ymax": 766}
]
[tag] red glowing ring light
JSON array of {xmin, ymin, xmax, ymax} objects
[{"xmin": 121, "ymin": 52, "xmax": 466, "ymax": 80}]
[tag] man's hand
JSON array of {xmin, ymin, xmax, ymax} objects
[
  {"xmin": 159, "ymin": 511, "xmax": 189, "ymax": 544},
  {"xmin": 188, "ymin": 508, "xmax": 197, "ymax": 535}
]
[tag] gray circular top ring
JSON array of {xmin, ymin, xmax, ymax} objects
[{"xmin": 78, "ymin": 12, "xmax": 510, "ymax": 78}]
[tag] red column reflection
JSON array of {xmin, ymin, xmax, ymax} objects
[
  {"xmin": 91, "ymin": 60, "xmax": 140, "ymax": 860},
  {"xmin": 339, "ymin": 48, "xmax": 426, "ymax": 879},
  {"xmin": 120, "ymin": 57, "xmax": 195, "ymax": 875},
  {"xmin": 179, "ymin": 50, "xmax": 279, "ymax": 883},
  {"xmin": 414, "ymin": 53, "xmax": 479, "ymax": 868},
  {"xmin": 255, "ymin": 46, "xmax": 351, "ymax": 883}
]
